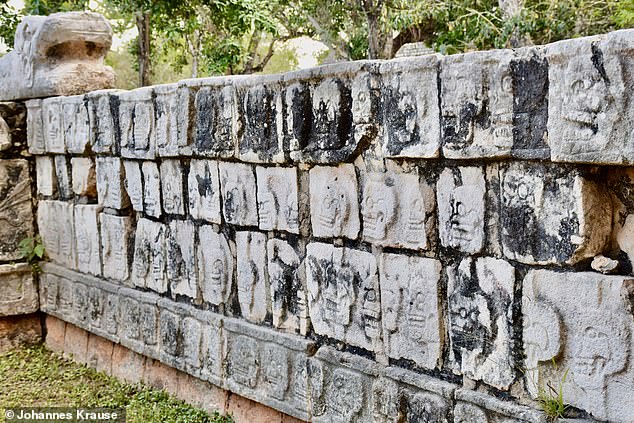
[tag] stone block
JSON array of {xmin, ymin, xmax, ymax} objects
[
  {"xmin": 111, "ymin": 343, "xmax": 146, "ymax": 384},
  {"xmin": 306, "ymin": 243, "xmax": 380, "ymax": 352},
  {"xmin": 167, "ymin": 220, "xmax": 197, "ymax": 299},
  {"xmin": 64, "ymin": 323, "xmax": 89, "ymax": 364},
  {"xmin": 0, "ymin": 264, "xmax": 38, "ymax": 316},
  {"xmin": 160, "ymin": 159, "xmax": 185, "ymax": 215},
  {"xmin": 198, "ymin": 225, "xmax": 233, "ymax": 307},
  {"xmin": 198, "ymin": 311, "xmax": 225, "ymax": 385},
  {"xmin": 154, "ymin": 83, "xmax": 192, "ymax": 157},
  {"xmin": 350, "ymin": 67, "xmax": 381, "ymax": 145},
  {"xmin": 0, "ymin": 314, "xmax": 41, "ymax": 352},
  {"xmin": 379, "ymin": 253, "xmax": 442, "ymax": 370},
  {"xmin": 448, "ymin": 257, "xmax": 515, "ymax": 390},
  {"xmin": 96, "ymin": 157, "xmax": 129, "ymax": 209},
  {"xmin": 35, "ymin": 156, "xmax": 56, "ymax": 197},
  {"xmin": 256, "ymin": 166, "xmax": 299, "ymax": 233},
  {"xmin": 41, "ymin": 97, "xmax": 65, "ymax": 153},
  {"xmin": 132, "ymin": 218, "xmax": 167, "ymax": 293},
  {"xmin": 159, "ymin": 306, "xmax": 183, "ymax": 363},
  {"xmin": 499, "ymin": 162, "xmax": 611, "ymax": 265},
  {"xmin": 71, "ymin": 157, "xmax": 96, "ymax": 198},
  {"xmin": 236, "ymin": 231, "xmax": 269, "ymax": 323},
  {"xmin": 26, "ymin": 99, "xmax": 45, "ymax": 154},
  {"xmin": 74, "ymin": 204, "xmax": 102, "ymax": 275},
  {"xmin": 227, "ymin": 393, "xmax": 282, "ymax": 423},
  {"xmin": 122, "ymin": 160, "xmax": 143, "ymax": 212},
  {"xmin": 45, "ymin": 314, "xmax": 66, "ymax": 354},
  {"xmin": 309, "ymin": 164, "xmax": 360, "ymax": 240},
  {"xmin": 188, "ymin": 159, "xmax": 221, "ymax": 223},
  {"xmin": 72, "ymin": 281, "xmax": 89, "ymax": 326},
  {"xmin": 523, "ymin": 270, "xmax": 634, "ymax": 422},
  {"xmin": 227, "ymin": 334, "xmax": 259, "ymax": 390},
  {"xmin": 380, "ymin": 55, "xmax": 440, "ymax": 158},
  {"xmin": 143, "ymin": 359, "xmax": 180, "ymax": 396},
  {"xmin": 119, "ymin": 87, "xmax": 155, "ymax": 159},
  {"xmin": 0, "ymin": 159, "xmax": 33, "ymax": 261},
  {"xmin": 194, "ymin": 84, "xmax": 237, "ymax": 158},
  {"xmin": 142, "ymin": 161, "xmax": 162, "ymax": 218},
  {"xmin": 38, "ymin": 200, "xmax": 75, "ymax": 269},
  {"xmin": 87, "ymin": 90, "xmax": 118, "ymax": 154},
  {"xmin": 267, "ymin": 239, "xmax": 308, "ymax": 335},
  {"xmin": 86, "ymin": 333, "xmax": 114, "ymax": 374},
  {"xmin": 182, "ymin": 316, "xmax": 202, "ymax": 372},
  {"xmin": 219, "ymin": 162, "xmax": 258, "ymax": 226},
  {"xmin": 62, "ymin": 95, "xmax": 90, "ymax": 154},
  {"xmin": 54, "ymin": 155, "xmax": 72, "ymax": 200},
  {"xmin": 100, "ymin": 213, "xmax": 133, "ymax": 282},
  {"xmin": 361, "ymin": 171, "xmax": 435, "ymax": 250},
  {"xmin": 454, "ymin": 389, "xmax": 547, "ymax": 423}
]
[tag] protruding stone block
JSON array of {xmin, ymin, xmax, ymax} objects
[
  {"xmin": 132, "ymin": 218, "xmax": 167, "ymax": 293},
  {"xmin": 74, "ymin": 205, "xmax": 102, "ymax": 276},
  {"xmin": 38, "ymin": 200, "xmax": 75, "ymax": 269},
  {"xmin": 71, "ymin": 157, "xmax": 96, "ymax": 198},
  {"xmin": 236, "ymin": 231, "xmax": 269, "ymax": 323},
  {"xmin": 120, "ymin": 87, "xmax": 155, "ymax": 159},
  {"xmin": 42, "ymin": 97, "xmax": 65, "ymax": 153},
  {"xmin": 351, "ymin": 68, "xmax": 381, "ymax": 145},
  {"xmin": 122, "ymin": 160, "xmax": 143, "ymax": 212},
  {"xmin": 26, "ymin": 99, "xmax": 45, "ymax": 154},
  {"xmin": 256, "ymin": 166, "xmax": 299, "ymax": 233},
  {"xmin": 188, "ymin": 159, "xmax": 221, "ymax": 224},
  {"xmin": 54, "ymin": 155, "xmax": 72, "ymax": 200},
  {"xmin": 0, "ymin": 264, "xmax": 38, "ymax": 316},
  {"xmin": 167, "ymin": 220, "xmax": 197, "ymax": 299},
  {"xmin": 154, "ymin": 83, "xmax": 191, "ymax": 157},
  {"xmin": 198, "ymin": 226, "xmax": 233, "ymax": 307},
  {"xmin": 100, "ymin": 213, "xmax": 133, "ymax": 282},
  {"xmin": 62, "ymin": 95, "xmax": 90, "ymax": 154},
  {"xmin": 35, "ymin": 156, "xmax": 55, "ymax": 197},
  {"xmin": 87, "ymin": 90, "xmax": 118, "ymax": 154},
  {"xmin": 142, "ymin": 161, "xmax": 162, "ymax": 218},
  {"xmin": 160, "ymin": 159, "xmax": 184, "ymax": 215},
  {"xmin": 194, "ymin": 84, "xmax": 237, "ymax": 158},
  {"xmin": 0, "ymin": 159, "xmax": 33, "ymax": 261},
  {"xmin": 96, "ymin": 157, "xmax": 129, "ymax": 210},
  {"xmin": 454, "ymin": 389, "xmax": 547, "ymax": 423},
  {"xmin": 219, "ymin": 162, "xmax": 258, "ymax": 226}
]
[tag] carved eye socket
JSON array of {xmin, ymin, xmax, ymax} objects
[
  {"xmin": 517, "ymin": 183, "xmax": 530, "ymax": 199},
  {"xmin": 571, "ymin": 78, "xmax": 594, "ymax": 93},
  {"xmin": 357, "ymin": 91, "xmax": 367, "ymax": 103},
  {"xmin": 365, "ymin": 289, "xmax": 377, "ymax": 302},
  {"xmin": 501, "ymin": 75, "xmax": 513, "ymax": 92}
]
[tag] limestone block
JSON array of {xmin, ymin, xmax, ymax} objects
[
  {"xmin": 167, "ymin": 220, "xmax": 197, "ymax": 299},
  {"xmin": 351, "ymin": 68, "xmax": 381, "ymax": 146},
  {"xmin": 260, "ymin": 343, "xmax": 290, "ymax": 400},
  {"xmin": 219, "ymin": 162, "xmax": 258, "ymax": 226},
  {"xmin": 158, "ymin": 303, "xmax": 184, "ymax": 366},
  {"xmin": 54, "ymin": 155, "xmax": 72, "ymax": 200},
  {"xmin": 120, "ymin": 295, "xmax": 158, "ymax": 355},
  {"xmin": 199, "ymin": 312, "xmax": 225, "ymax": 385},
  {"xmin": 523, "ymin": 270, "xmax": 634, "ymax": 422},
  {"xmin": 198, "ymin": 226, "xmax": 233, "ymax": 307},
  {"xmin": 256, "ymin": 166, "xmax": 299, "ymax": 233},
  {"xmin": 42, "ymin": 97, "xmax": 65, "ymax": 153},
  {"xmin": 547, "ymin": 31, "xmax": 634, "ymax": 164},
  {"xmin": 227, "ymin": 334, "xmax": 259, "ymax": 389},
  {"xmin": 37, "ymin": 200, "xmax": 75, "ymax": 269},
  {"xmin": 437, "ymin": 167, "xmax": 486, "ymax": 253},
  {"xmin": 306, "ymin": 243, "xmax": 381, "ymax": 352},
  {"xmin": 267, "ymin": 239, "xmax": 308, "ymax": 335},
  {"xmin": 120, "ymin": 87, "xmax": 155, "ymax": 159},
  {"xmin": 62, "ymin": 95, "xmax": 90, "ymax": 154},
  {"xmin": 379, "ymin": 253, "xmax": 442, "ymax": 370},
  {"xmin": 380, "ymin": 55, "xmax": 440, "ymax": 158},
  {"xmin": 72, "ymin": 282, "xmax": 89, "ymax": 326},
  {"xmin": 361, "ymin": 171, "xmax": 435, "ymax": 250},
  {"xmin": 122, "ymin": 160, "xmax": 143, "ymax": 212},
  {"xmin": 236, "ymin": 231, "xmax": 269, "ymax": 323},
  {"xmin": 26, "ymin": 99, "xmax": 45, "ymax": 154},
  {"xmin": 499, "ymin": 162, "xmax": 611, "ymax": 265},
  {"xmin": 74, "ymin": 205, "xmax": 102, "ymax": 276},
  {"xmin": 0, "ymin": 264, "xmax": 38, "ymax": 316},
  {"xmin": 160, "ymin": 159, "xmax": 184, "ymax": 215},
  {"xmin": 96, "ymin": 157, "xmax": 129, "ymax": 210},
  {"xmin": 448, "ymin": 257, "xmax": 515, "ymax": 390},
  {"xmin": 71, "ymin": 157, "xmax": 96, "ymax": 198},
  {"xmin": 154, "ymin": 83, "xmax": 191, "ymax": 157},
  {"xmin": 0, "ymin": 117, "xmax": 9, "ymax": 151},
  {"xmin": 0, "ymin": 160, "xmax": 32, "ymax": 261},
  {"xmin": 309, "ymin": 164, "xmax": 360, "ymax": 240},
  {"xmin": 188, "ymin": 159, "xmax": 221, "ymax": 224},
  {"xmin": 142, "ymin": 161, "xmax": 162, "ymax": 218},
  {"xmin": 87, "ymin": 90, "xmax": 118, "ymax": 154},
  {"xmin": 454, "ymin": 389, "xmax": 546, "ymax": 423},
  {"xmin": 100, "ymin": 213, "xmax": 133, "ymax": 282},
  {"xmin": 182, "ymin": 316, "xmax": 202, "ymax": 372},
  {"xmin": 132, "ymin": 218, "xmax": 167, "ymax": 293},
  {"xmin": 35, "ymin": 156, "xmax": 56, "ymax": 197},
  {"xmin": 194, "ymin": 84, "xmax": 237, "ymax": 158}
]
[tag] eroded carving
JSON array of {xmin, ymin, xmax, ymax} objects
[
  {"xmin": 96, "ymin": 157, "xmax": 129, "ymax": 210},
  {"xmin": 142, "ymin": 161, "xmax": 162, "ymax": 218},
  {"xmin": 166, "ymin": 220, "xmax": 196, "ymax": 298},
  {"xmin": 100, "ymin": 213, "xmax": 133, "ymax": 282},
  {"xmin": 219, "ymin": 162, "xmax": 258, "ymax": 226},
  {"xmin": 0, "ymin": 160, "xmax": 32, "ymax": 261},
  {"xmin": 198, "ymin": 226, "xmax": 233, "ymax": 307},
  {"xmin": 194, "ymin": 85, "xmax": 236, "ymax": 158},
  {"xmin": 160, "ymin": 159, "xmax": 184, "ymax": 215},
  {"xmin": 236, "ymin": 231, "xmax": 269, "ymax": 323},
  {"xmin": 132, "ymin": 218, "xmax": 167, "ymax": 293},
  {"xmin": 73, "ymin": 205, "xmax": 101, "ymax": 276},
  {"xmin": 188, "ymin": 159, "xmax": 221, "ymax": 223},
  {"xmin": 120, "ymin": 88, "xmax": 155, "ymax": 159},
  {"xmin": 229, "ymin": 335, "xmax": 259, "ymax": 389},
  {"xmin": 256, "ymin": 167, "xmax": 299, "ymax": 233}
]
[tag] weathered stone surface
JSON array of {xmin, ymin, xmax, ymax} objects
[
  {"xmin": 54, "ymin": 155, "xmax": 72, "ymax": 199},
  {"xmin": 35, "ymin": 155, "xmax": 56, "ymax": 196},
  {"xmin": 437, "ymin": 167, "xmax": 486, "ymax": 253},
  {"xmin": 154, "ymin": 83, "xmax": 191, "ymax": 157},
  {"xmin": 71, "ymin": 157, "xmax": 96, "ymax": 197},
  {"xmin": 219, "ymin": 162, "xmax": 258, "ymax": 226},
  {"xmin": 499, "ymin": 162, "xmax": 611, "ymax": 265},
  {"xmin": 167, "ymin": 220, "xmax": 197, "ymax": 299},
  {"xmin": 122, "ymin": 160, "xmax": 143, "ymax": 212},
  {"xmin": 120, "ymin": 87, "xmax": 155, "ymax": 159},
  {"xmin": 96, "ymin": 157, "xmax": 129, "ymax": 210},
  {"xmin": 62, "ymin": 95, "xmax": 90, "ymax": 154},
  {"xmin": 42, "ymin": 97, "xmax": 65, "ymax": 153},
  {"xmin": 523, "ymin": 270, "xmax": 634, "ymax": 422},
  {"xmin": 0, "ymin": 12, "xmax": 115, "ymax": 101},
  {"xmin": 198, "ymin": 226, "xmax": 233, "ymax": 307},
  {"xmin": 256, "ymin": 166, "xmax": 299, "ymax": 233},
  {"xmin": 309, "ymin": 164, "xmax": 360, "ymax": 240},
  {"xmin": 361, "ymin": 171, "xmax": 435, "ymax": 250},
  {"xmin": 380, "ymin": 55, "xmax": 440, "ymax": 158},
  {"xmin": 188, "ymin": 159, "xmax": 221, "ymax": 224},
  {"xmin": 0, "ymin": 264, "xmax": 38, "ymax": 316},
  {"xmin": 74, "ymin": 205, "xmax": 102, "ymax": 276},
  {"xmin": 236, "ymin": 231, "xmax": 269, "ymax": 323},
  {"xmin": 194, "ymin": 84, "xmax": 237, "ymax": 158},
  {"xmin": 100, "ymin": 213, "xmax": 133, "ymax": 282},
  {"xmin": 0, "ymin": 159, "xmax": 33, "ymax": 261},
  {"xmin": 38, "ymin": 200, "xmax": 75, "ymax": 269},
  {"xmin": 454, "ymin": 389, "xmax": 546, "ymax": 423},
  {"xmin": 307, "ymin": 243, "xmax": 380, "ymax": 352},
  {"xmin": 379, "ymin": 253, "xmax": 442, "ymax": 370},
  {"xmin": 87, "ymin": 90, "xmax": 118, "ymax": 154},
  {"xmin": 142, "ymin": 161, "xmax": 162, "ymax": 218},
  {"xmin": 160, "ymin": 159, "xmax": 184, "ymax": 215},
  {"xmin": 132, "ymin": 218, "xmax": 167, "ymax": 293},
  {"xmin": 26, "ymin": 99, "xmax": 45, "ymax": 154},
  {"xmin": 198, "ymin": 310, "xmax": 225, "ymax": 385}
]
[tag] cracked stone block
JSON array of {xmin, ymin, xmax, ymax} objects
[
  {"xmin": 236, "ymin": 231, "xmax": 269, "ymax": 323},
  {"xmin": 154, "ymin": 83, "xmax": 191, "ymax": 157},
  {"xmin": 219, "ymin": 162, "xmax": 258, "ymax": 226},
  {"xmin": 523, "ymin": 270, "xmax": 634, "ymax": 422},
  {"xmin": 454, "ymin": 389, "xmax": 547, "ymax": 423},
  {"xmin": 35, "ymin": 156, "xmax": 56, "ymax": 197},
  {"xmin": 194, "ymin": 84, "xmax": 237, "ymax": 158},
  {"xmin": 182, "ymin": 317, "xmax": 202, "ymax": 371},
  {"xmin": 547, "ymin": 31, "xmax": 634, "ymax": 164},
  {"xmin": 122, "ymin": 160, "xmax": 143, "ymax": 212},
  {"xmin": 199, "ymin": 314, "xmax": 224, "ymax": 384},
  {"xmin": 26, "ymin": 99, "xmax": 45, "ymax": 154},
  {"xmin": 188, "ymin": 159, "xmax": 221, "ymax": 224},
  {"xmin": 38, "ymin": 201, "xmax": 75, "ymax": 269},
  {"xmin": 227, "ymin": 334, "xmax": 259, "ymax": 389},
  {"xmin": 120, "ymin": 87, "xmax": 155, "ymax": 159},
  {"xmin": 261, "ymin": 343, "xmax": 290, "ymax": 400},
  {"xmin": 167, "ymin": 220, "xmax": 197, "ymax": 299},
  {"xmin": 380, "ymin": 55, "xmax": 440, "ymax": 158},
  {"xmin": 351, "ymin": 68, "xmax": 381, "ymax": 147},
  {"xmin": 142, "ymin": 161, "xmax": 162, "ymax": 218},
  {"xmin": 499, "ymin": 162, "xmax": 611, "ymax": 265},
  {"xmin": 379, "ymin": 253, "xmax": 442, "ymax": 370},
  {"xmin": 0, "ymin": 264, "xmax": 38, "ymax": 316},
  {"xmin": 437, "ymin": 167, "xmax": 486, "ymax": 254},
  {"xmin": 306, "ymin": 242, "xmax": 381, "ymax": 352},
  {"xmin": 160, "ymin": 159, "xmax": 184, "ymax": 215},
  {"xmin": 309, "ymin": 164, "xmax": 360, "ymax": 240},
  {"xmin": 100, "ymin": 213, "xmax": 133, "ymax": 282},
  {"xmin": 198, "ymin": 226, "xmax": 233, "ymax": 307},
  {"xmin": 87, "ymin": 90, "xmax": 118, "ymax": 154},
  {"xmin": 361, "ymin": 171, "xmax": 435, "ymax": 250},
  {"xmin": 74, "ymin": 205, "xmax": 102, "ymax": 276},
  {"xmin": 448, "ymin": 257, "xmax": 515, "ymax": 390},
  {"xmin": 267, "ymin": 239, "xmax": 308, "ymax": 335},
  {"xmin": 41, "ymin": 97, "xmax": 65, "ymax": 153},
  {"xmin": 71, "ymin": 157, "xmax": 96, "ymax": 198},
  {"xmin": 0, "ymin": 160, "xmax": 32, "ymax": 261},
  {"xmin": 96, "ymin": 157, "xmax": 129, "ymax": 210},
  {"xmin": 256, "ymin": 166, "xmax": 299, "ymax": 233},
  {"xmin": 54, "ymin": 155, "xmax": 72, "ymax": 200},
  {"xmin": 62, "ymin": 95, "xmax": 90, "ymax": 154},
  {"xmin": 132, "ymin": 218, "xmax": 167, "ymax": 293}
]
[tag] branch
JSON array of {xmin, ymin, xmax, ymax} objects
[{"xmin": 249, "ymin": 35, "xmax": 293, "ymax": 74}]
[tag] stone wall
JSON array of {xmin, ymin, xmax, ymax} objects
[{"xmin": 25, "ymin": 28, "xmax": 634, "ymax": 422}]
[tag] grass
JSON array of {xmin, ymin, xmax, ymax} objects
[
  {"xmin": 536, "ymin": 368, "xmax": 569, "ymax": 421},
  {"xmin": 0, "ymin": 345, "xmax": 233, "ymax": 423}
]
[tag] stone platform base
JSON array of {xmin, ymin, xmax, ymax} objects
[
  {"xmin": 0, "ymin": 313, "xmax": 42, "ymax": 352},
  {"xmin": 44, "ymin": 315, "xmax": 304, "ymax": 423}
]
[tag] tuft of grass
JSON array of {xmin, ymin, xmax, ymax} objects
[
  {"xmin": 536, "ymin": 368, "xmax": 569, "ymax": 421},
  {"xmin": 0, "ymin": 345, "xmax": 233, "ymax": 423}
]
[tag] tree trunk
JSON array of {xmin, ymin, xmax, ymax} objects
[
  {"xmin": 361, "ymin": 0, "xmax": 386, "ymax": 59},
  {"xmin": 135, "ymin": 11, "xmax": 151, "ymax": 87}
]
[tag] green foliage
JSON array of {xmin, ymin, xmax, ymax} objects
[
  {"xmin": 18, "ymin": 235, "xmax": 45, "ymax": 273},
  {"xmin": 0, "ymin": 0, "xmax": 20, "ymax": 49},
  {"xmin": 536, "ymin": 367, "xmax": 570, "ymax": 420},
  {"xmin": 23, "ymin": 0, "xmax": 89, "ymax": 15}
]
